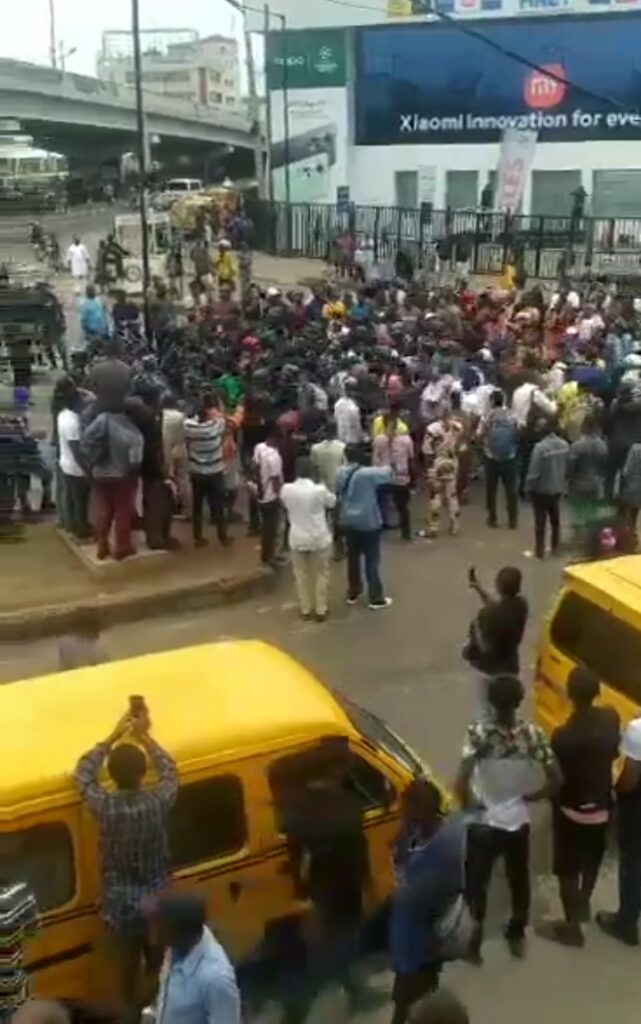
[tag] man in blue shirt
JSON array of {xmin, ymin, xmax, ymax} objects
[
  {"xmin": 336, "ymin": 444, "xmax": 393, "ymax": 609},
  {"xmin": 156, "ymin": 893, "xmax": 240, "ymax": 1024},
  {"xmin": 80, "ymin": 284, "xmax": 110, "ymax": 344}
]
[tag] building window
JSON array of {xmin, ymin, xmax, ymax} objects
[
  {"xmin": 209, "ymin": 91, "xmax": 223, "ymax": 104},
  {"xmin": 225, "ymin": 96, "xmax": 236, "ymax": 105},
  {"xmin": 209, "ymin": 70, "xmax": 221, "ymax": 83},
  {"xmin": 530, "ymin": 170, "xmax": 581, "ymax": 218},
  {"xmin": 0, "ymin": 823, "xmax": 75, "ymax": 913},
  {"xmin": 224, "ymin": 79, "xmax": 235, "ymax": 89},
  {"xmin": 170, "ymin": 776, "xmax": 247, "ymax": 870},
  {"xmin": 445, "ymin": 170, "xmax": 478, "ymax": 211}
]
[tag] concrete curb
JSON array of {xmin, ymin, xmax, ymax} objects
[{"xmin": 0, "ymin": 565, "xmax": 275, "ymax": 642}]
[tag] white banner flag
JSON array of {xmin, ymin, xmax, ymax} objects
[{"xmin": 495, "ymin": 129, "xmax": 538, "ymax": 214}]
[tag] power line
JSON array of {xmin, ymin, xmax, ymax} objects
[{"xmin": 316, "ymin": 0, "xmax": 629, "ymax": 111}]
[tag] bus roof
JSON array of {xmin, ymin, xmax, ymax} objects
[
  {"xmin": 0, "ymin": 641, "xmax": 353, "ymax": 814},
  {"xmin": 564, "ymin": 555, "xmax": 641, "ymax": 612}
]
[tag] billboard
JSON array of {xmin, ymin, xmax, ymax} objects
[
  {"xmin": 355, "ymin": 13, "xmax": 641, "ymax": 144},
  {"xmin": 270, "ymin": 89, "xmax": 349, "ymax": 203},
  {"xmin": 265, "ymin": 29, "xmax": 347, "ymax": 89}
]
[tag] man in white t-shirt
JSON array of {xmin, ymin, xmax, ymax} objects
[
  {"xmin": 281, "ymin": 456, "xmax": 336, "ymax": 621},
  {"xmin": 66, "ymin": 236, "xmax": 91, "ymax": 293},
  {"xmin": 57, "ymin": 387, "xmax": 91, "ymax": 540},
  {"xmin": 252, "ymin": 425, "xmax": 284, "ymax": 566}
]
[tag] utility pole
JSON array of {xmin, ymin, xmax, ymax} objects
[
  {"xmin": 226, "ymin": 0, "xmax": 268, "ymax": 198},
  {"xmin": 131, "ymin": 0, "xmax": 152, "ymax": 341},
  {"xmin": 263, "ymin": 3, "xmax": 273, "ymax": 202},
  {"xmin": 48, "ymin": 0, "xmax": 57, "ymax": 69}
]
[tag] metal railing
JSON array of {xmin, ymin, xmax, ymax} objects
[{"xmin": 248, "ymin": 200, "xmax": 641, "ymax": 280}]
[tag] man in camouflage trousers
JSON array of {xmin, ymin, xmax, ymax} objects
[{"xmin": 423, "ymin": 412, "xmax": 463, "ymax": 538}]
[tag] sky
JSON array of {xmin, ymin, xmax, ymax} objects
[{"xmin": 3, "ymin": 0, "xmax": 244, "ymax": 75}]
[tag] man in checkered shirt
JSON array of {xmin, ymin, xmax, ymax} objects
[{"xmin": 74, "ymin": 706, "xmax": 178, "ymax": 1023}]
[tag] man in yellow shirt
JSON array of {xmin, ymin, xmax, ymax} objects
[{"xmin": 214, "ymin": 238, "xmax": 236, "ymax": 289}]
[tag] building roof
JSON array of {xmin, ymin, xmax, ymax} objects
[
  {"xmin": 565, "ymin": 555, "xmax": 641, "ymax": 612},
  {"xmin": 0, "ymin": 641, "xmax": 353, "ymax": 814},
  {"xmin": 200, "ymin": 34, "xmax": 237, "ymax": 45}
]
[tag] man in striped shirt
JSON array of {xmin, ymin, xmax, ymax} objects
[
  {"xmin": 0, "ymin": 881, "xmax": 38, "ymax": 1020},
  {"xmin": 184, "ymin": 393, "xmax": 232, "ymax": 549}
]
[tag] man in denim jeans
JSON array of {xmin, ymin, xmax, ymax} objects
[{"xmin": 336, "ymin": 444, "xmax": 393, "ymax": 610}]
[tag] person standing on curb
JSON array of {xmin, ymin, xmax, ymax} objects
[
  {"xmin": 252, "ymin": 423, "xmax": 284, "ymax": 567},
  {"xmin": 184, "ymin": 393, "xmax": 232, "ymax": 550},
  {"xmin": 336, "ymin": 444, "xmax": 393, "ymax": 609},
  {"xmin": 480, "ymin": 390, "xmax": 519, "ymax": 530},
  {"xmin": 525, "ymin": 419, "xmax": 569, "ymax": 560},
  {"xmin": 281, "ymin": 457, "xmax": 336, "ymax": 622}
]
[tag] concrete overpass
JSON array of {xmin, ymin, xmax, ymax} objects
[{"xmin": 0, "ymin": 59, "xmax": 260, "ymax": 162}]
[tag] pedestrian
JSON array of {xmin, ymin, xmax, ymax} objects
[
  {"xmin": 252, "ymin": 423, "xmax": 284, "ymax": 566},
  {"xmin": 456, "ymin": 674, "xmax": 560, "ymax": 963},
  {"xmin": 537, "ymin": 666, "xmax": 619, "ymax": 948},
  {"xmin": 184, "ymin": 393, "xmax": 232, "ymax": 550},
  {"xmin": 278, "ymin": 738, "xmax": 377, "ymax": 1024},
  {"xmin": 66, "ymin": 235, "xmax": 91, "ymax": 294},
  {"xmin": 409, "ymin": 989, "xmax": 469, "ymax": 1024},
  {"xmin": 525, "ymin": 418, "xmax": 569, "ymax": 560},
  {"xmin": 155, "ymin": 892, "xmax": 240, "ymax": 1024},
  {"xmin": 334, "ymin": 380, "xmax": 363, "ymax": 446},
  {"xmin": 464, "ymin": 566, "xmax": 528, "ymax": 704},
  {"xmin": 567, "ymin": 413, "xmax": 608, "ymax": 548},
  {"xmin": 58, "ymin": 608, "xmax": 107, "ymax": 671},
  {"xmin": 511, "ymin": 370, "xmax": 557, "ymax": 498},
  {"xmin": 390, "ymin": 780, "xmax": 465, "ymax": 1024},
  {"xmin": 161, "ymin": 394, "xmax": 191, "ymax": 519},
  {"xmin": 423, "ymin": 411, "xmax": 462, "ymax": 539},
  {"xmin": 596, "ymin": 715, "xmax": 641, "ymax": 947},
  {"xmin": 311, "ymin": 419, "xmax": 346, "ymax": 558},
  {"xmin": 0, "ymin": 881, "xmax": 38, "ymax": 1021},
  {"xmin": 237, "ymin": 240, "xmax": 253, "ymax": 303},
  {"xmin": 620, "ymin": 440, "xmax": 641, "ymax": 541},
  {"xmin": 280, "ymin": 456, "xmax": 335, "ymax": 622},
  {"xmin": 373, "ymin": 404, "xmax": 415, "ymax": 541},
  {"xmin": 81, "ymin": 409, "xmax": 143, "ymax": 561},
  {"xmin": 80, "ymin": 285, "xmax": 110, "ymax": 347},
  {"xmin": 73, "ymin": 704, "xmax": 178, "ymax": 1022},
  {"xmin": 214, "ymin": 238, "xmax": 236, "ymax": 290},
  {"xmin": 336, "ymin": 443, "xmax": 393, "ymax": 609},
  {"xmin": 480, "ymin": 389, "xmax": 519, "ymax": 530},
  {"xmin": 126, "ymin": 385, "xmax": 179, "ymax": 553},
  {"xmin": 56, "ymin": 381, "xmax": 91, "ymax": 541}
]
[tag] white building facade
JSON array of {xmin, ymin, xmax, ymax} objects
[
  {"xmin": 266, "ymin": 0, "xmax": 641, "ymax": 217},
  {"xmin": 98, "ymin": 29, "xmax": 241, "ymax": 110}
]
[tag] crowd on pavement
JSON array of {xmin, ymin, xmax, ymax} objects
[{"xmin": 7, "ymin": 229, "xmax": 641, "ymax": 1022}]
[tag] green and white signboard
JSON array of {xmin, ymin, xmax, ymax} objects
[{"xmin": 266, "ymin": 28, "xmax": 347, "ymax": 90}]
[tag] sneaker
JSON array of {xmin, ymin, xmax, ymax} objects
[
  {"xmin": 314, "ymin": 612, "xmax": 327, "ymax": 622},
  {"xmin": 301, "ymin": 612, "xmax": 313, "ymax": 622},
  {"xmin": 595, "ymin": 910, "xmax": 639, "ymax": 947},
  {"xmin": 219, "ymin": 536, "xmax": 234, "ymax": 548},
  {"xmin": 346, "ymin": 595, "xmax": 360, "ymax": 605},
  {"xmin": 194, "ymin": 537, "xmax": 208, "ymax": 548},
  {"xmin": 486, "ymin": 518, "xmax": 498, "ymax": 529},
  {"xmin": 368, "ymin": 597, "xmax": 393, "ymax": 610},
  {"xmin": 536, "ymin": 920, "xmax": 584, "ymax": 948},
  {"xmin": 505, "ymin": 929, "xmax": 526, "ymax": 959}
]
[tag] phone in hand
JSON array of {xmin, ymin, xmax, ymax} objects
[
  {"xmin": 129, "ymin": 695, "xmax": 147, "ymax": 718},
  {"xmin": 468, "ymin": 566, "xmax": 477, "ymax": 586}
]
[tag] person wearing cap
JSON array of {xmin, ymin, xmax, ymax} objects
[
  {"xmin": 155, "ymin": 893, "xmax": 240, "ymax": 1024},
  {"xmin": 214, "ymin": 240, "xmax": 235, "ymax": 290},
  {"xmin": 456, "ymin": 674, "xmax": 560, "ymax": 963}
]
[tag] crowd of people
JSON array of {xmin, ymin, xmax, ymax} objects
[{"xmin": 8, "ymin": 230, "xmax": 641, "ymax": 1021}]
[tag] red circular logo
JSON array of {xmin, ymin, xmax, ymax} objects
[{"xmin": 523, "ymin": 64, "xmax": 567, "ymax": 109}]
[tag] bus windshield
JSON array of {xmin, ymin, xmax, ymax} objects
[{"xmin": 333, "ymin": 690, "xmax": 425, "ymax": 777}]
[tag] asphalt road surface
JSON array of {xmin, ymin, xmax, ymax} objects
[{"xmin": 0, "ymin": 500, "xmax": 637, "ymax": 1024}]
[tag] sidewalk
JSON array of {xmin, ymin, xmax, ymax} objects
[{"xmin": 0, "ymin": 522, "xmax": 274, "ymax": 641}]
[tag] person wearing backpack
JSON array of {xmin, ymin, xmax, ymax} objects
[
  {"xmin": 81, "ymin": 410, "xmax": 143, "ymax": 560},
  {"xmin": 481, "ymin": 390, "xmax": 519, "ymax": 530},
  {"xmin": 335, "ymin": 444, "xmax": 393, "ymax": 609}
]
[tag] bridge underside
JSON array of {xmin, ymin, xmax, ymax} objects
[{"xmin": 18, "ymin": 120, "xmax": 255, "ymax": 182}]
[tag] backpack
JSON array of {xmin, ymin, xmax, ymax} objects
[
  {"xmin": 486, "ymin": 410, "xmax": 517, "ymax": 461},
  {"xmin": 435, "ymin": 893, "xmax": 475, "ymax": 961}
]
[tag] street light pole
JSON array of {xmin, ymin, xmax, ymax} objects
[
  {"xmin": 131, "ymin": 0, "xmax": 152, "ymax": 342},
  {"xmin": 48, "ymin": 0, "xmax": 57, "ymax": 69}
]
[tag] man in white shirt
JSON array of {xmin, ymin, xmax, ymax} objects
[
  {"xmin": 57, "ymin": 385, "xmax": 91, "ymax": 540},
  {"xmin": 252, "ymin": 425, "xmax": 284, "ymax": 566},
  {"xmin": 511, "ymin": 376, "xmax": 558, "ymax": 498},
  {"xmin": 334, "ymin": 383, "xmax": 362, "ymax": 446},
  {"xmin": 66, "ymin": 235, "xmax": 91, "ymax": 294},
  {"xmin": 281, "ymin": 456, "xmax": 336, "ymax": 621}
]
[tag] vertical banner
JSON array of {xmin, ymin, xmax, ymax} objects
[
  {"xmin": 418, "ymin": 165, "xmax": 438, "ymax": 205},
  {"xmin": 495, "ymin": 128, "xmax": 538, "ymax": 212}
]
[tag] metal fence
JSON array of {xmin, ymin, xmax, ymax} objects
[{"xmin": 248, "ymin": 200, "xmax": 641, "ymax": 280}]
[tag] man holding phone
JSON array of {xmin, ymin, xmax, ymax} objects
[{"xmin": 74, "ymin": 700, "xmax": 178, "ymax": 1024}]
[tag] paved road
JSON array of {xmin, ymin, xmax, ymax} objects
[{"xmin": 0, "ymin": 501, "xmax": 636, "ymax": 1024}]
